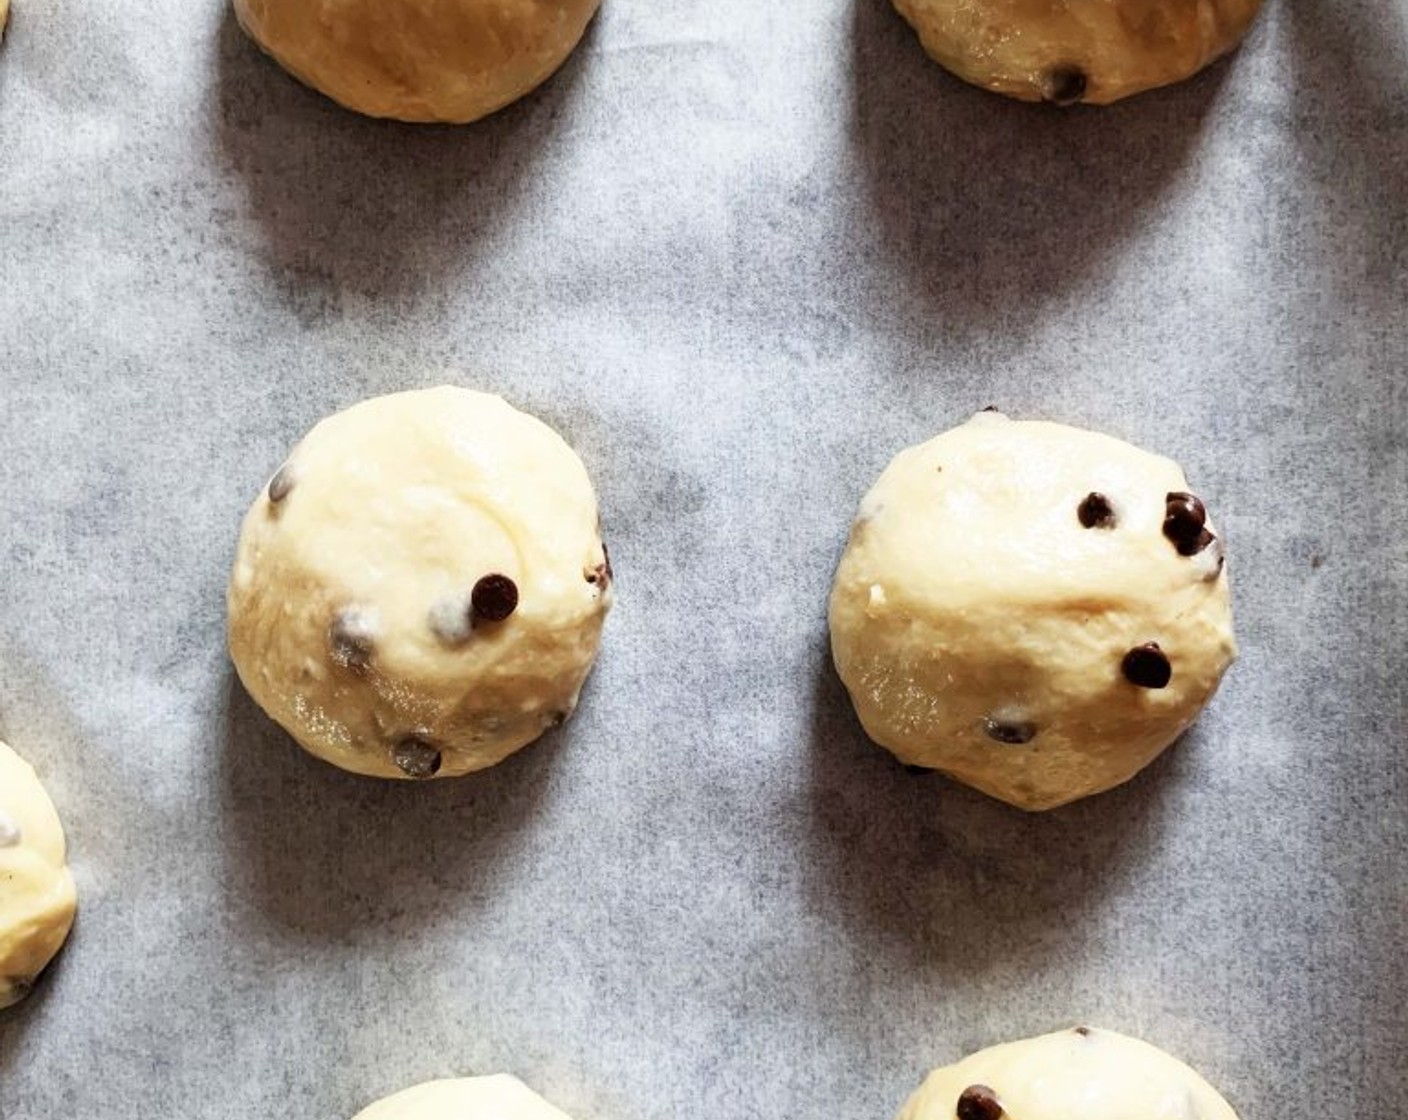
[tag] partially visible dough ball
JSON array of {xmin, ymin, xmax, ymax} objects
[
  {"xmin": 891, "ymin": 0, "xmax": 1263, "ymax": 105},
  {"xmin": 829, "ymin": 411, "xmax": 1235, "ymax": 810},
  {"xmin": 0, "ymin": 740, "xmax": 78, "ymax": 1008},
  {"xmin": 352, "ymin": 1076, "xmax": 574, "ymax": 1120},
  {"xmin": 896, "ymin": 1027, "xmax": 1239, "ymax": 1120},
  {"xmin": 233, "ymin": 0, "xmax": 601, "ymax": 123},
  {"xmin": 228, "ymin": 386, "xmax": 613, "ymax": 780}
]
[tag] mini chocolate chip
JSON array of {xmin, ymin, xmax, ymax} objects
[
  {"xmin": 585, "ymin": 550, "xmax": 612, "ymax": 587},
  {"xmin": 1074, "ymin": 1025, "xmax": 1092, "ymax": 1037},
  {"xmin": 267, "ymin": 464, "xmax": 295, "ymax": 504},
  {"xmin": 1164, "ymin": 491, "xmax": 1212, "ymax": 556},
  {"xmin": 1122, "ymin": 642, "xmax": 1172, "ymax": 689},
  {"xmin": 957, "ymin": 1085, "xmax": 1005, "ymax": 1120},
  {"xmin": 1077, "ymin": 492, "xmax": 1116, "ymax": 529},
  {"xmin": 984, "ymin": 717, "xmax": 1037, "ymax": 744},
  {"xmin": 1043, "ymin": 65, "xmax": 1087, "ymax": 105},
  {"xmin": 393, "ymin": 736, "xmax": 442, "ymax": 779},
  {"xmin": 328, "ymin": 609, "xmax": 375, "ymax": 670},
  {"xmin": 471, "ymin": 574, "xmax": 518, "ymax": 622}
]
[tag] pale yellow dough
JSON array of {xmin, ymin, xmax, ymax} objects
[
  {"xmin": 352, "ymin": 1076, "xmax": 574, "ymax": 1120},
  {"xmin": 233, "ymin": 0, "xmax": 601, "ymax": 123},
  {"xmin": 829, "ymin": 412, "xmax": 1235, "ymax": 810},
  {"xmin": 0, "ymin": 740, "xmax": 77, "ymax": 1008},
  {"xmin": 891, "ymin": 0, "xmax": 1263, "ymax": 104},
  {"xmin": 897, "ymin": 1027, "xmax": 1239, "ymax": 1120},
  {"xmin": 228, "ymin": 387, "xmax": 613, "ymax": 780}
]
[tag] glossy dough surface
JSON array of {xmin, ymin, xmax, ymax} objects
[
  {"xmin": 0, "ymin": 740, "xmax": 77, "ymax": 1008},
  {"xmin": 228, "ymin": 387, "xmax": 612, "ymax": 780},
  {"xmin": 891, "ymin": 0, "xmax": 1263, "ymax": 104},
  {"xmin": 897, "ymin": 1027, "xmax": 1239, "ymax": 1120},
  {"xmin": 233, "ymin": 0, "xmax": 600, "ymax": 123},
  {"xmin": 829, "ymin": 412, "xmax": 1235, "ymax": 810},
  {"xmin": 352, "ymin": 1076, "xmax": 574, "ymax": 1120}
]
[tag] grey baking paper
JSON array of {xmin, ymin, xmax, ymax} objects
[{"xmin": 1, "ymin": 0, "xmax": 1405, "ymax": 1117}]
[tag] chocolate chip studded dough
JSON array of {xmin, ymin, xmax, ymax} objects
[
  {"xmin": 897, "ymin": 1027, "xmax": 1240, "ymax": 1120},
  {"xmin": 0, "ymin": 740, "xmax": 78, "ymax": 1008},
  {"xmin": 829, "ymin": 411, "xmax": 1235, "ymax": 810},
  {"xmin": 352, "ymin": 1076, "xmax": 575, "ymax": 1120},
  {"xmin": 233, "ymin": 0, "xmax": 600, "ymax": 123},
  {"xmin": 228, "ymin": 386, "xmax": 613, "ymax": 780},
  {"xmin": 891, "ymin": 0, "xmax": 1263, "ymax": 105}
]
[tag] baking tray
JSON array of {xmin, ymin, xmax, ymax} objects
[{"xmin": 2, "ymin": 0, "xmax": 1405, "ymax": 1116}]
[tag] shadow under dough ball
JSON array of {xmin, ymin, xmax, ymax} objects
[
  {"xmin": 828, "ymin": 410, "xmax": 1236, "ymax": 811},
  {"xmin": 233, "ymin": 0, "xmax": 601, "ymax": 123},
  {"xmin": 0, "ymin": 740, "xmax": 78, "ymax": 1009},
  {"xmin": 352, "ymin": 1076, "xmax": 576, "ymax": 1120},
  {"xmin": 890, "ymin": 0, "xmax": 1264, "ymax": 104},
  {"xmin": 227, "ymin": 386, "xmax": 614, "ymax": 780},
  {"xmin": 895, "ymin": 1027, "xmax": 1240, "ymax": 1120}
]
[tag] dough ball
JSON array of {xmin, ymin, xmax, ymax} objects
[
  {"xmin": 829, "ymin": 411, "xmax": 1235, "ymax": 810},
  {"xmin": 228, "ymin": 386, "xmax": 613, "ymax": 780},
  {"xmin": 0, "ymin": 740, "xmax": 78, "ymax": 1008},
  {"xmin": 233, "ymin": 0, "xmax": 600, "ymax": 123},
  {"xmin": 891, "ymin": 0, "xmax": 1262, "ymax": 105},
  {"xmin": 896, "ymin": 1026, "xmax": 1239, "ymax": 1120},
  {"xmin": 352, "ymin": 1076, "xmax": 574, "ymax": 1120}
]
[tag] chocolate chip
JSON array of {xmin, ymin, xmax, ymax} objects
[
  {"xmin": 471, "ymin": 574, "xmax": 518, "ymax": 622},
  {"xmin": 1077, "ymin": 492, "xmax": 1116, "ymax": 529},
  {"xmin": 1164, "ymin": 491, "xmax": 1215, "ymax": 556},
  {"xmin": 1074, "ymin": 1025, "xmax": 1092, "ymax": 1037},
  {"xmin": 984, "ymin": 717, "xmax": 1037, "ymax": 744},
  {"xmin": 392, "ymin": 735, "xmax": 442, "ymax": 779},
  {"xmin": 1122, "ymin": 642, "xmax": 1172, "ymax": 689},
  {"xmin": 1043, "ymin": 66, "xmax": 1087, "ymax": 105},
  {"xmin": 585, "ymin": 544, "xmax": 612, "ymax": 587},
  {"xmin": 957, "ymin": 1085, "xmax": 1005, "ymax": 1120},
  {"xmin": 328, "ymin": 609, "xmax": 375, "ymax": 670},
  {"xmin": 267, "ymin": 464, "xmax": 295, "ymax": 504}
]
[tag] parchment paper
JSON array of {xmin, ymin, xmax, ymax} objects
[{"xmin": 1, "ymin": 1, "xmax": 1405, "ymax": 1117}]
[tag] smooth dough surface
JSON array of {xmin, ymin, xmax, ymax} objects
[
  {"xmin": 897, "ymin": 1027, "xmax": 1239, "ymax": 1120},
  {"xmin": 228, "ymin": 386, "xmax": 613, "ymax": 780},
  {"xmin": 829, "ymin": 412, "xmax": 1235, "ymax": 810},
  {"xmin": 233, "ymin": 0, "xmax": 600, "ymax": 123},
  {"xmin": 891, "ymin": 0, "xmax": 1263, "ymax": 104},
  {"xmin": 352, "ymin": 1076, "xmax": 574, "ymax": 1120},
  {"xmin": 0, "ymin": 740, "xmax": 77, "ymax": 1008}
]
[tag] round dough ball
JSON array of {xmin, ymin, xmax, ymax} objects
[
  {"xmin": 228, "ymin": 386, "xmax": 613, "ymax": 780},
  {"xmin": 896, "ymin": 1026, "xmax": 1239, "ymax": 1120},
  {"xmin": 233, "ymin": 0, "xmax": 601, "ymax": 123},
  {"xmin": 829, "ymin": 411, "xmax": 1235, "ymax": 811},
  {"xmin": 0, "ymin": 740, "xmax": 78, "ymax": 1008},
  {"xmin": 891, "ymin": 0, "xmax": 1262, "ymax": 105},
  {"xmin": 352, "ymin": 1076, "xmax": 574, "ymax": 1120}
]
